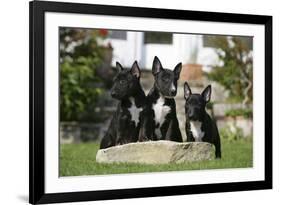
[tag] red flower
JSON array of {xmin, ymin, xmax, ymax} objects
[{"xmin": 99, "ymin": 29, "xmax": 108, "ymax": 37}]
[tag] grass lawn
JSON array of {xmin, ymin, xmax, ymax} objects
[{"xmin": 60, "ymin": 138, "xmax": 252, "ymax": 176}]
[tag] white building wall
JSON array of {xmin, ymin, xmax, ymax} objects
[
  {"xmin": 143, "ymin": 44, "xmax": 176, "ymax": 69},
  {"xmin": 107, "ymin": 32, "xmax": 219, "ymax": 70},
  {"xmin": 107, "ymin": 32, "xmax": 136, "ymax": 67}
]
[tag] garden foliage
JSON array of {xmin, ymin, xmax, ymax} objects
[
  {"xmin": 207, "ymin": 36, "xmax": 253, "ymax": 104},
  {"xmin": 60, "ymin": 28, "xmax": 108, "ymax": 121}
]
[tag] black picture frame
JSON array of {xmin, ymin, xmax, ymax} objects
[{"xmin": 29, "ymin": 0, "xmax": 272, "ymax": 204}]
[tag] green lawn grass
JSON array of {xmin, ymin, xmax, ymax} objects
[{"xmin": 59, "ymin": 138, "xmax": 252, "ymax": 176}]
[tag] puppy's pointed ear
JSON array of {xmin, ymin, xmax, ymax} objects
[
  {"xmin": 184, "ymin": 82, "xmax": 192, "ymax": 100},
  {"xmin": 201, "ymin": 85, "xmax": 211, "ymax": 102},
  {"xmin": 116, "ymin": 62, "xmax": 124, "ymax": 72},
  {"xmin": 131, "ymin": 61, "xmax": 141, "ymax": 79},
  {"xmin": 174, "ymin": 62, "xmax": 182, "ymax": 79},
  {"xmin": 152, "ymin": 56, "xmax": 163, "ymax": 75}
]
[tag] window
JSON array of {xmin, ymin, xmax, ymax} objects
[
  {"xmin": 109, "ymin": 30, "xmax": 127, "ymax": 40},
  {"xmin": 144, "ymin": 32, "xmax": 173, "ymax": 44}
]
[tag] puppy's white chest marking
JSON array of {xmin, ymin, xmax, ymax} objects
[
  {"xmin": 190, "ymin": 121, "xmax": 205, "ymax": 142},
  {"xmin": 153, "ymin": 97, "xmax": 171, "ymax": 127},
  {"xmin": 128, "ymin": 99, "xmax": 143, "ymax": 126}
]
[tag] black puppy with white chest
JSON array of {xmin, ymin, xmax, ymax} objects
[
  {"xmin": 100, "ymin": 61, "xmax": 146, "ymax": 149},
  {"xmin": 184, "ymin": 82, "xmax": 221, "ymax": 158},
  {"xmin": 139, "ymin": 56, "xmax": 182, "ymax": 142}
]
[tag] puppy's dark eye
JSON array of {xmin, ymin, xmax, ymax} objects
[{"xmin": 119, "ymin": 80, "xmax": 126, "ymax": 84}]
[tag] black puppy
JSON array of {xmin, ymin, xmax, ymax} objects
[
  {"xmin": 184, "ymin": 82, "xmax": 221, "ymax": 158},
  {"xmin": 100, "ymin": 61, "xmax": 146, "ymax": 149},
  {"xmin": 139, "ymin": 56, "xmax": 182, "ymax": 142}
]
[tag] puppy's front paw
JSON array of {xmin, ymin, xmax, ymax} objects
[{"xmin": 138, "ymin": 136, "xmax": 149, "ymax": 142}]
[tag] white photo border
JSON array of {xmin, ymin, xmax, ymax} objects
[{"xmin": 45, "ymin": 12, "xmax": 265, "ymax": 194}]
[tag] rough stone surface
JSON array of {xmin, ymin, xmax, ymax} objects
[{"xmin": 96, "ymin": 141, "xmax": 214, "ymax": 164}]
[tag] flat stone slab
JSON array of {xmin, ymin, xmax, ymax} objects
[{"xmin": 96, "ymin": 141, "xmax": 214, "ymax": 164}]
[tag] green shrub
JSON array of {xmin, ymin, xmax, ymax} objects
[
  {"xmin": 206, "ymin": 36, "xmax": 253, "ymax": 104},
  {"xmin": 220, "ymin": 126, "xmax": 244, "ymax": 141},
  {"xmin": 225, "ymin": 108, "xmax": 252, "ymax": 118},
  {"xmin": 59, "ymin": 28, "xmax": 107, "ymax": 121}
]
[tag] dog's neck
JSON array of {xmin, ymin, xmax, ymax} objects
[
  {"xmin": 121, "ymin": 83, "xmax": 145, "ymax": 108},
  {"xmin": 187, "ymin": 110, "xmax": 208, "ymax": 123},
  {"xmin": 188, "ymin": 111, "xmax": 208, "ymax": 142},
  {"xmin": 189, "ymin": 120, "xmax": 205, "ymax": 142},
  {"xmin": 150, "ymin": 85, "xmax": 160, "ymax": 99}
]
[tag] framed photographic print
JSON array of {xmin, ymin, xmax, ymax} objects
[{"xmin": 29, "ymin": 0, "xmax": 272, "ymax": 204}]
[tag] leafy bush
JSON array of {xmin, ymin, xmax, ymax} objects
[
  {"xmin": 225, "ymin": 108, "xmax": 252, "ymax": 118},
  {"xmin": 60, "ymin": 28, "xmax": 108, "ymax": 121},
  {"xmin": 220, "ymin": 126, "xmax": 244, "ymax": 141},
  {"xmin": 207, "ymin": 37, "xmax": 253, "ymax": 104}
]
